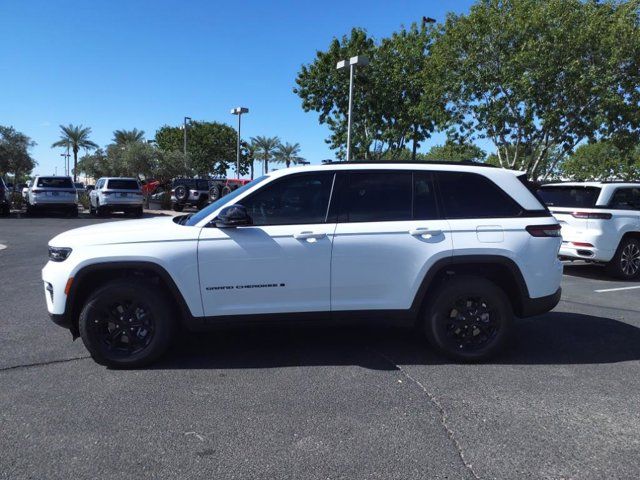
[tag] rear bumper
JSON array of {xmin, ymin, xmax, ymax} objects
[
  {"xmin": 559, "ymin": 243, "xmax": 614, "ymax": 263},
  {"xmin": 519, "ymin": 288, "xmax": 561, "ymax": 318}
]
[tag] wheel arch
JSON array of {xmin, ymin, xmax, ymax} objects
[
  {"xmin": 411, "ymin": 255, "xmax": 531, "ymax": 319},
  {"xmin": 65, "ymin": 261, "xmax": 193, "ymax": 338}
]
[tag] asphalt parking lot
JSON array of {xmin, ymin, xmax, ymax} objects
[{"xmin": 1, "ymin": 214, "xmax": 639, "ymax": 480}]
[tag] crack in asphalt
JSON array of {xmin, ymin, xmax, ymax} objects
[
  {"xmin": 373, "ymin": 349, "xmax": 481, "ymax": 480},
  {"xmin": 0, "ymin": 355, "xmax": 90, "ymax": 373}
]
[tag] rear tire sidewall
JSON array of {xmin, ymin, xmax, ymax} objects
[
  {"xmin": 607, "ymin": 238, "xmax": 640, "ymax": 280},
  {"xmin": 424, "ymin": 276, "xmax": 512, "ymax": 362},
  {"xmin": 79, "ymin": 280, "xmax": 175, "ymax": 368}
]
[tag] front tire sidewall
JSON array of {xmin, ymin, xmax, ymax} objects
[
  {"xmin": 424, "ymin": 277, "xmax": 512, "ymax": 362},
  {"xmin": 79, "ymin": 281, "xmax": 175, "ymax": 368}
]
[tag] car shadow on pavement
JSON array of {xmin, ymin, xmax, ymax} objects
[
  {"xmin": 562, "ymin": 263, "xmax": 614, "ymax": 281},
  {"xmin": 150, "ymin": 311, "xmax": 640, "ymax": 370}
]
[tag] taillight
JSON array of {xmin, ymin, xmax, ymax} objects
[
  {"xmin": 571, "ymin": 211, "xmax": 612, "ymax": 220},
  {"xmin": 526, "ymin": 224, "xmax": 562, "ymax": 237}
]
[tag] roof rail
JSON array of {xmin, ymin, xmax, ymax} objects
[{"xmin": 323, "ymin": 160, "xmax": 499, "ymax": 168}]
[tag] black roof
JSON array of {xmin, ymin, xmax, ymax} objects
[{"xmin": 323, "ymin": 160, "xmax": 499, "ymax": 168}]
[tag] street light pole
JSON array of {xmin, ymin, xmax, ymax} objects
[
  {"xmin": 336, "ymin": 55, "xmax": 369, "ymax": 161},
  {"xmin": 183, "ymin": 116, "xmax": 191, "ymax": 174},
  {"xmin": 231, "ymin": 107, "xmax": 249, "ymax": 178}
]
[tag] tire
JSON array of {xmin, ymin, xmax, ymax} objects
[
  {"xmin": 221, "ymin": 185, "xmax": 232, "ymax": 196},
  {"xmin": 172, "ymin": 203, "xmax": 184, "ymax": 212},
  {"xmin": 89, "ymin": 202, "xmax": 96, "ymax": 216},
  {"xmin": 606, "ymin": 237, "xmax": 640, "ymax": 280},
  {"xmin": 423, "ymin": 276, "xmax": 512, "ymax": 362},
  {"xmin": 135, "ymin": 206, "xmax": 143, "ymax": 217},
  {"xmin": 68, "ymin": 207, "xmax": 79, "ymax": 218},
  {"xmin": 79, "ymin": 279, "xmax": 176, "ymax": 368},
  {"xmin": 208, "ymin": 186, "xmax": 221, "ymax": 203},
  {"xmin": 25, "ymin": 203, "xmax": 34, "ymax": 216},
  {"xmin": 174, "ymin": 185, "xmax": 188, "ymax": 202}
]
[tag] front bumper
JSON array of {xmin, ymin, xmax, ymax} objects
[{"xmin": 519, "ymin": 288, "xmax": 561, "ymax": 318}]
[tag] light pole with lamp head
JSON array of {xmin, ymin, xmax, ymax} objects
[
  {"xmin": 231, "ymin": 107, "xmax": 249, "ymax": 179},
  {"xmin": 60, "ymin": 151, "xmax": 70, "ymax": 176},
  {"xmin": 336, "ymin": 55, "xmax": 369, "ymax": 162},
  {"xmin": 183, "ymin": 116, "xmax": 192, "ymax": 174}
]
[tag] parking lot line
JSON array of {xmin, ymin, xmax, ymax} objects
[{"xmin": 594, "ymin": 285, "xmax": 640, "ymax": 293}]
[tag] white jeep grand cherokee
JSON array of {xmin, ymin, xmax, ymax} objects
[
  {"xmin": 43, "ymin": 162, "xmax": 563, "ymax": 367},
  {"xmin": 539, "ymin": 182, "xmax": 640, "ymax": 279}
]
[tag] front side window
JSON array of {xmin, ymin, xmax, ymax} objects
[
  {"xmin": 340, "ymin": 171, "xmax": 412, "ymax": 222},
  {"xmin": 241, "ymin": 173, "xmax": 335, "ymax": 226},
  {"xmin": 437, "ymin": 171, "xmax": 523, "ymax": 219},
  {"xmin": 609, "ymin": 188, "xmax": 640, "ymax": 210}
]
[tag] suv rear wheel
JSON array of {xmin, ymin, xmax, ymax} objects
[
  {"xmin": 79, "ymin": 279, "xmax": 176, "ymax": 368},
  {"xmin": 607, "ymin": 237, "xmax": 640, "ymax": 280},
  {"xmin": 423, "ymin": 276, "xmax": 512, "ymax": 362}
]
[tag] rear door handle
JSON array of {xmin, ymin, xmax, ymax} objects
[
  {"xmin": 409, "ymin": 227, "xmax": 443, "ymax": 237},
  {"xmin": 294, "ymin": 231, "xmax": 327, "ymax": 240}
]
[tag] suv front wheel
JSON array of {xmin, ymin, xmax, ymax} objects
[
  {"xmin": 79, "ymin": 279, "xmax": 176, "ymax": 368},
  {"xmin": 423, "ymin": 276, "xmax": 512, "ymax": 362},
  {"xmin": 607, "ymin": 237, "xmax": 640, "ymax": 280}
]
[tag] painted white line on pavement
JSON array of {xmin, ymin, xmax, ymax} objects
[
  {"xmin": 0, "ymin": 244, "xmax": 7, "ymax": 251},
  {"xmin": 595, "ymin": 285, "xmax": 640, "ymax": 293}
]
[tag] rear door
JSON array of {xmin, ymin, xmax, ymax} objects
[{"xmin": 330, "ymin": 170, "xmax": 452, "ymax": 312}]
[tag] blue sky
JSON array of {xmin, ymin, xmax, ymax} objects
[{"xmin": 0, "ymin": 0, "xmax": 478, "ymax": 177}]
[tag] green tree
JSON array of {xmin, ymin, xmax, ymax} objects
[
  {"xmin": 0, "ymin": 126, "xmax": 36, "ymax": 186},
  {"xmin": 112, "ymin": 128, "xmax": 145, "ymax": 145},
  {"xmin": 251, "ymin": 136, "xmax": 280, "ymax": 173},
  {"xmin": 429, "ymin": 0, "xmax": 640, "ymax": 179},
  {"xmin": 560, "ymin": 142, "xmax": 640, "ymax": 181},
  {"xmin": 423, "ymin": 139, "xmax": 486, "ymax": 163},
  {"xmin": 51, "ymin": 124, "xmax": 98, "ymax": 181},
  {"xmin": 155, "ymin": 121, "xmax": 236, "ymax": 176},
  {"xmin": 295, "ymin": 26, "xmax": 446, "ymax": 160},
  {"xmin": 275, "ymin": 142, "xmax": 304, "ymax": 167}
]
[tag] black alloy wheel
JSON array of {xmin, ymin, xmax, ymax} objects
[
  {"xmin": 79, "ymin": 280, "xmax": 175, "ymax": 367},
  {"xmin": 424, "ymin": 276, "xmax": 512, "ymax": 362}
]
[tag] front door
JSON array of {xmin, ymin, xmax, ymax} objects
[{"xmin": 198, "ymin": 172, "xmax": 336, "ymax": 317}]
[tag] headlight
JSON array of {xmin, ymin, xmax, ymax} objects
[{"xmin": 48, "ymin": 246, "xmax": 72, "ymax": 262}]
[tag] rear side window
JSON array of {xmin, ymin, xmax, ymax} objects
[
  {"xmin": 341, "ymin": 172, "xmax": 412, "ymax": 222},
  {"xmin": 413, "ymin": 172, "xmax": 439, "ymax": 220},
  {"xmin": 107, "ymin": 179, "xmax": 139, "ymax": 190},
  {"xmin": 609, "ymin": 187, "xmax": 640, "ymax": 210},
  {"xmin": 538, "ymin": 186, "xmax": 601, "ymax": 208},
  {"xmin": 436, "ymin": 172, "xmax": 523, "ymax": 219},
  {"xmin": 37, "ymin": 177, "xmax": 73, "ymax": 188}
]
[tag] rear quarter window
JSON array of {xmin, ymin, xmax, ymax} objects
[{"xmin": 436, "ymin": 172, "xmax": 523, "ymax": 219}]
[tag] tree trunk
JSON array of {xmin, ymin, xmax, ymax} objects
[
  {"xmin": 73, "ymin": 146, "xmax": 79, "ymax": 182},
  {"xmin": 265, "ymin": 158, "xmax": 269, "ymax": 173},
  {"xmin": 412, "ymin": 125, "xmax": 418, "ymax": 161},
  {"xmin": 286, "ymin": 160, "xmax": 290, "ymax": 168},
  {"xmin": 250, "ymin": 161, "xmax": 254, "ymax": 180}
]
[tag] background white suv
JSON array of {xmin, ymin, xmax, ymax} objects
[
  {"xmin": 26, "ymin": 176, "xmax": 78, "ymax": 217},
  {"xmin": 89, "ymin": 177, "xmax": 144, "ymax": 217},
  {"xmin": 539, "ymin": 182, "xmax": 640, "ymax": 279},
  {"xmin": 43, "ymin": 162, "xmax": 562, "ymax": 367}
]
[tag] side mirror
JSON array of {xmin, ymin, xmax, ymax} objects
[{"xmin": 215, "ymin": 204, "xmax": 252, "ymax": 228}]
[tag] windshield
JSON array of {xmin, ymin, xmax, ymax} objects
[
  {"xmin": 107, "ymin": 179, "xmax": 140, "ymax": 190},
  {"xmin": 37, "ymin": 177, "xmax": 73, "ymax": 188},
  {"xmin": 538, "ymin": 186, "xmax": 601, "ymax": 208},
  {"xmin": 184, "ymin": 176, "xmax": 269, "ymax": 226}
]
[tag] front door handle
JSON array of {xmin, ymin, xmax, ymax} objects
[
  {"xmin": 294, "ymin": 231, "xmax": 327, "ymax": 240},
  {"xmin": 409, "ymin": 227, "xmax": 443, "ymax": 237}
]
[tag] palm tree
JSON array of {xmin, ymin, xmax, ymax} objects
[
  {"xmin": 112, "ymin": 128, "xmax": 145, "ymax": 145},
  {"xmin": 250, "ymin": 135, "xmax": 280, "ymax": 174},
  {"xmin": 52, "ymin": 124, "xmax": 98, "ymax": 181},
  {"xmin": 275, "ymin": 142, "xmax": 304, "ymax": 168}
]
